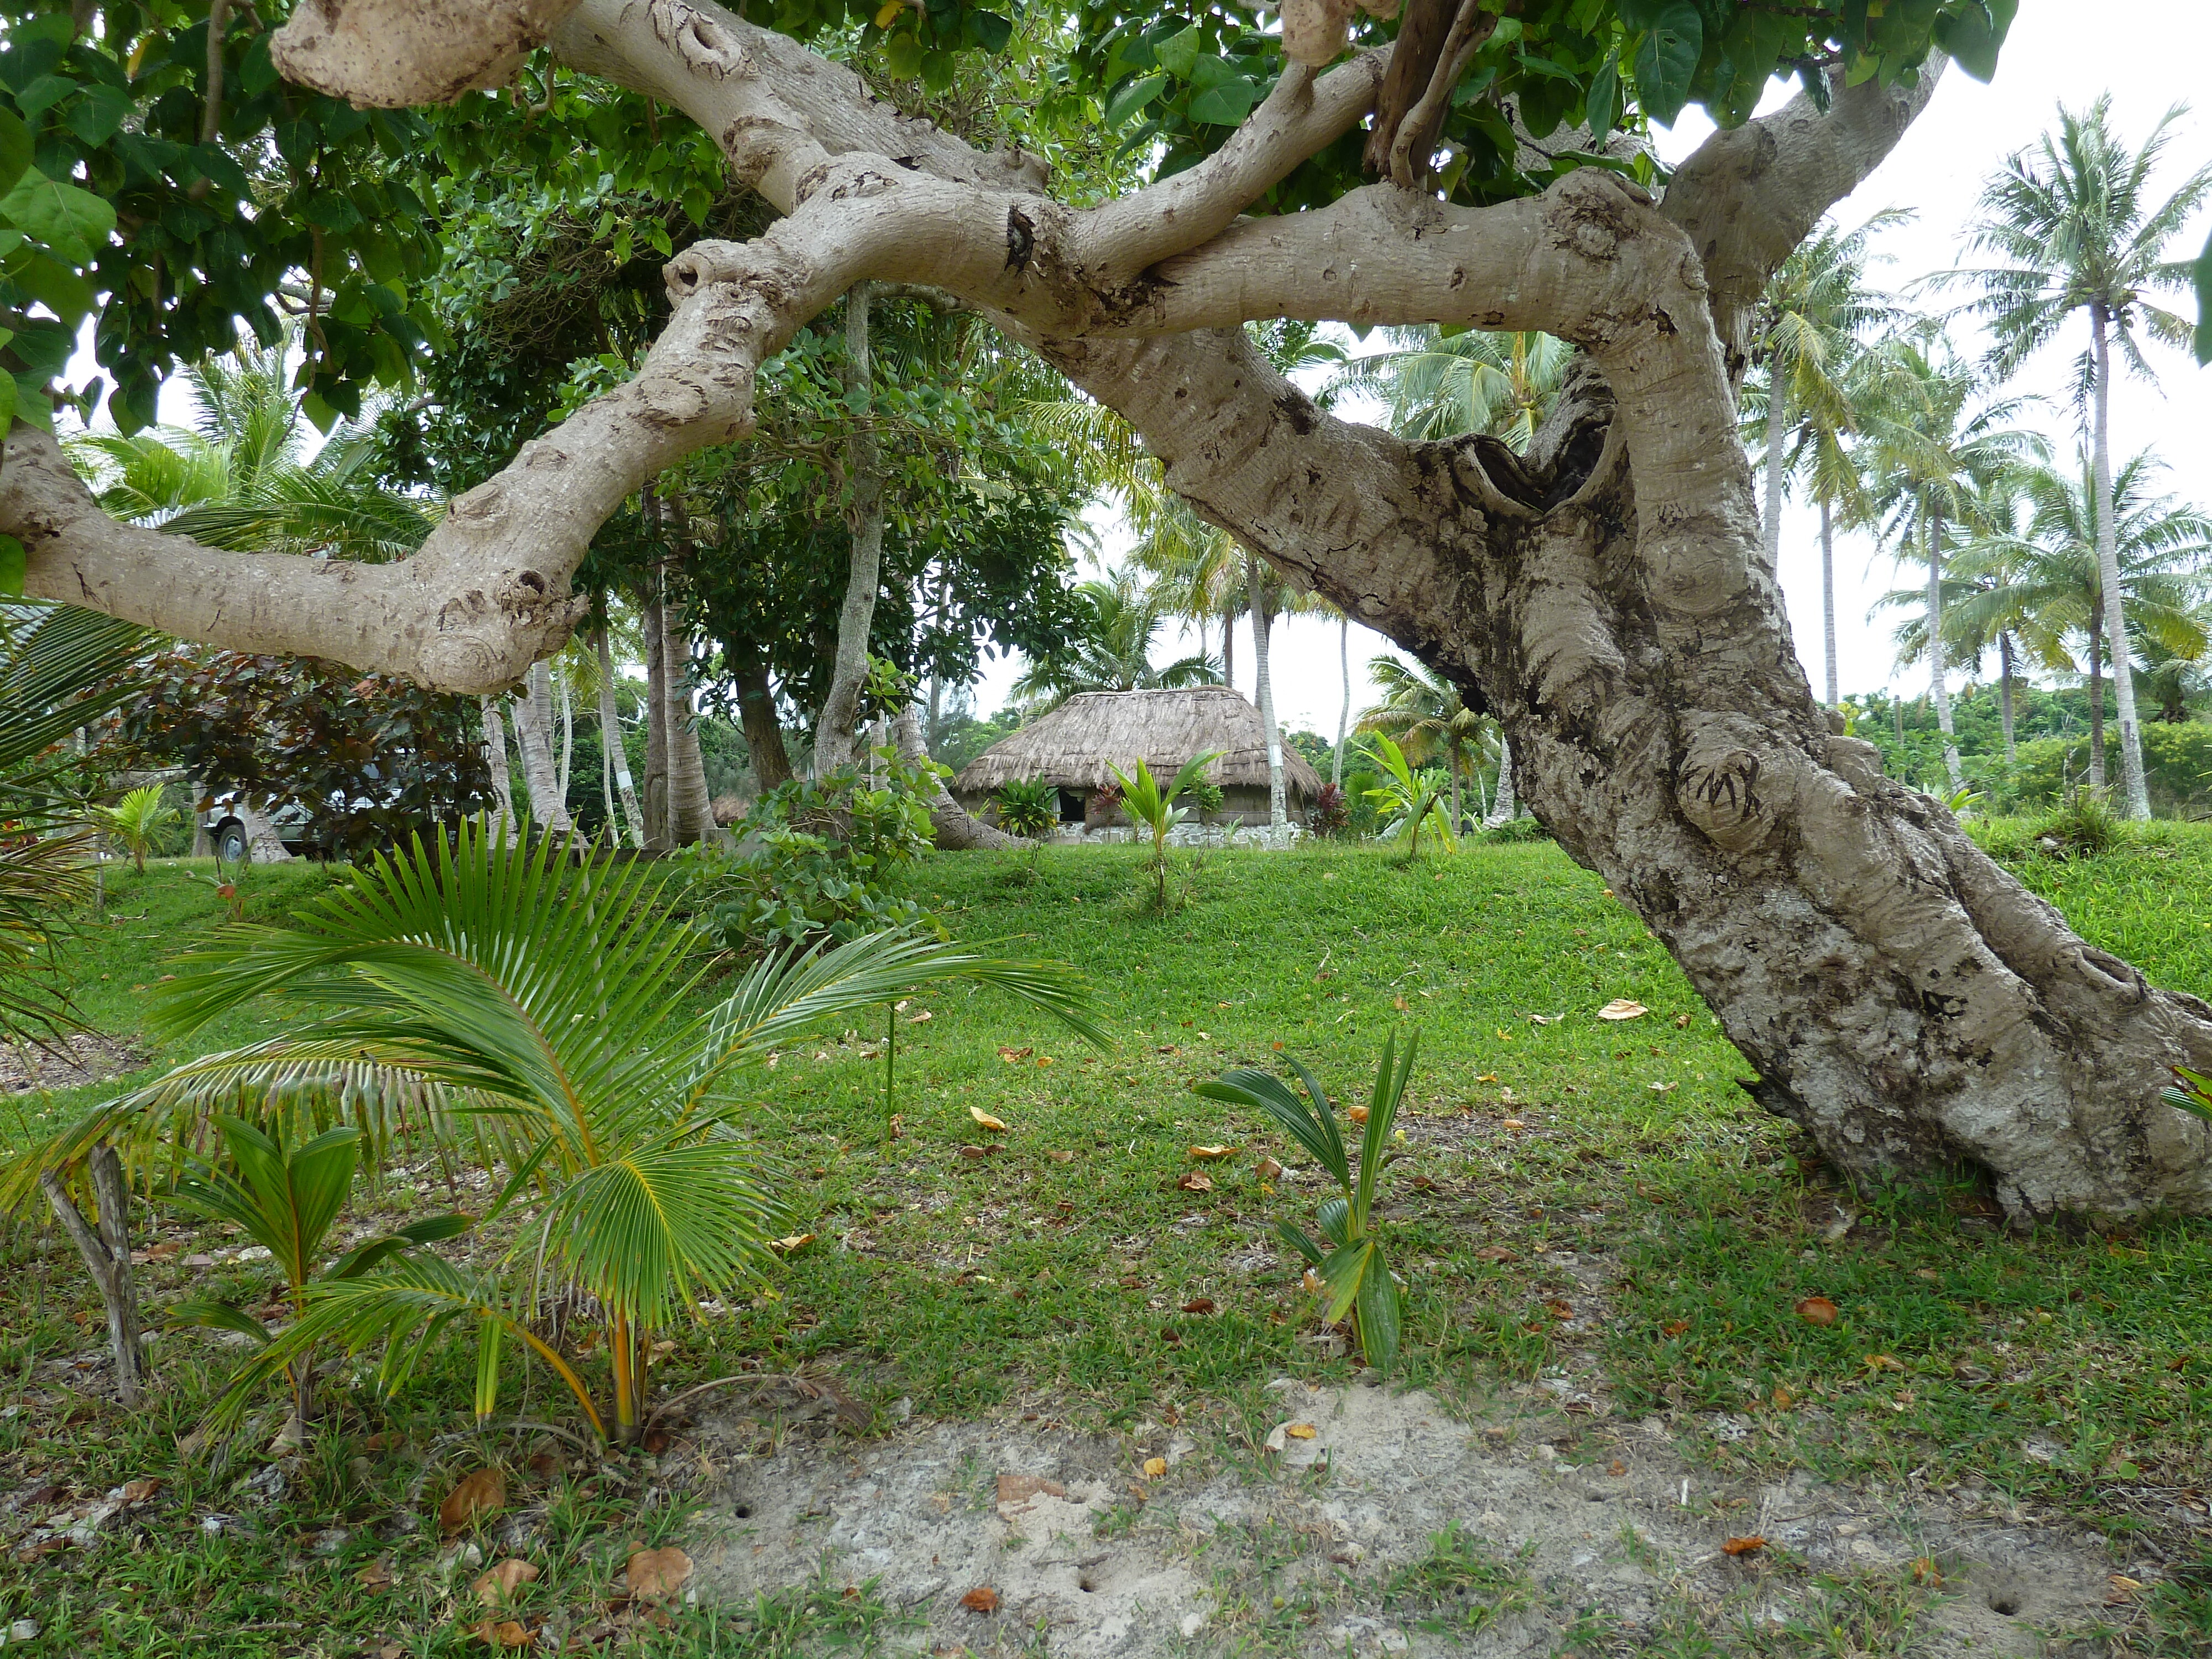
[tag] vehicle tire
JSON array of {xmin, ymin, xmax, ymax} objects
[{"xmin": 215, "ymin": 820, "xmax": 249, "ymax": 864}]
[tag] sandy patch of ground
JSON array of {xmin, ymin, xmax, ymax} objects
[
  {"xmin": 690, "ymin": 1379, "xmax": 2133, "ymax": 1657},
  {"xmin": 0, "ymin": 1033, "xmax": 139, "ymax": 1096}
]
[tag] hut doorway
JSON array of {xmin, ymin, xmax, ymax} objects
[{"xmin": 1057, "ymin": 789, "xmax": 1087, "ymax": 825}]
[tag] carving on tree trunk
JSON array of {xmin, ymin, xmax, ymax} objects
[{"xmin": 16, "ymin": 0, "xmax": 2212, "ymax": 1218}]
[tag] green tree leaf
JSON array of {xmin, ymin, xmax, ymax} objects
[
  {"xmin": 0, "ymin": 109, "xmax": 30, "ymax": 199},
  {"xmin": 1632, "ymin": 4, "xmax": 1703, "ymax": 127},
  {"xmin": 1105, "ymin": 72, "xmax": 1166, "ymax": 127},
  {"xmin": 0, "ymin": 169, "xmax": 117, "ymax": 266}
]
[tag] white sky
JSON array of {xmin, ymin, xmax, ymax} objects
[{"xmin": 978, "ymin": 3, "xmax": 2212, "ymax": 735}]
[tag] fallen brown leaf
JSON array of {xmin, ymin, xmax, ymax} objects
[
  {"xmin": 357, "ymin": 1558, "xmax": 394, "ymax": 1590},
  {"xmin": 1410, "ymin": 1175, "xmax": 1436, "ymax": 1192},
  {"xmin": 1285, "ymin": 1423, "xmax": 1317, "ymax": 1439},
  {"xmin": 1662, "ymin": 1319, "xmax": 1691, "ymax": 1337},
  {"xmin": 1141, "ymin": 1457, "xmax": 1167, "ymax": 1478},
  {"xmin": 475, "ymin": 1558, "xmax": 541, "ymax": 1607},
  {"xmin": 1174, "ymin": 1171, "xmax": 1213, "ymax": 1192},
  {"xmin": 957, "ymin": 1144, "xmax": 990, "ymax": 1160},
  {"xmin": 463, "ymin": 1618, "xmax": 534, "ymax": 1648},
  {"xmin": 1472, "ymin": 1245, "xmax": 1517, "ymax": 1263},
  {"xmin": 970, "ymin": 1107, "xmax": 1008, "ymax": 1132},
  {"xmin": 2109, "ymin": 1573, "xmax": 2143, "ymax": 1604},
  {"xmin": 1912, "ymin": 1557, "xmax": 1944, "ymax": 1587},
  {"xmin": 625, "ymin": 1546, "xmax": 693, "ymax": 1601},
  {"xmin": 439, "ymin": 1468, "xmax": 507, "ymax": 1536},
  {"xmin": 996, "ymin": 1047, "xmax": 1032, "ymax": 1063},
  {"xmin": 1597, "ymin": 999, "xmax": 1648, "ymax": 1021},
  {"xmin": 1721, "ymin": 1536, "xmax": 1765, "ymax": 1557},
  {"xmin": 1046, "ymin": 1149, "xmax": 1074, "ymax": 1162},
  {"xmin": 1863, "ymin": 1353, "xmax": 1906, "ymax": 1373},
  {"xmin": 1188, "ymin": 1145, "xmax": 1238, "ymax": 1160},
  {"xmin": 120, "ymin": 1477, "xmax": 162, "ymax": 1503},
  {"xmin": 961, "ymin": 1587, "xmax": 999, "ymax": 1614},
  {"xmin": 1180, "ymin": 1298, "xmax": 1216, "ymax": 1315},
  {"xmin": 769, "ymin": 1233, "xmax": 816, "ymax": 1254},
  {"xmin": 1793, "ymin": 1296, "xmax": 1839, "ymax": 1327},
  {"xmin": 1542, "ymin": 1298, "xmax": 1574, "ymax": 1319},
  {"xmin": 1301, "ymin": 1267, "xmax": 1323, "ymax": 1293},
  {"xmin": 1255, "ymin": 1155, "xmax": 1282, "ymax": 1180}
]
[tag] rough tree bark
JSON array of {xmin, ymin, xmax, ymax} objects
[
  {"xmin": 40, "ymin": 1148, "xmax": 145, "ymax": 1407},
  {"xmin": 17, "ymin": 1, "xmax": 2212, "ymax": 1219}
]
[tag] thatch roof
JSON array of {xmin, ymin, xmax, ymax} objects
[{"xmin": 954, "ymin": 687, "xmax": 1323, "ymax": 798}]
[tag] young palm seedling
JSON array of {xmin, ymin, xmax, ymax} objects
[
  {"xmin": 1361, "ymin": 735, "xmax": 1454, "ymax": 865},
  {"xmin": 1110, "ymin": 751, "xmax": 1223, "ymax": 910},
  {"xmin": 1197, "ymin": 1029, "xmax": 1416, "ymax": 1370},
  {"xmin": 91, "ymin": 783, "xmax": 180, "ymax": 875},
  {"xmin": 35, "ymin": 823, "xmax": 1104, "ymax": 1446},
  {"xmin": 167, "ymin": 1113, "xmax": 468, "ymax": 1447}
]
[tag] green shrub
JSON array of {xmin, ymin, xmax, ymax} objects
[
  {"xmin": 990, "ymin": 777, "xmax": 1056, "ymax": 840},
  {"xmin": 2007, "ymin": 723, "xmax": 2212, "ymax": 817},
  {"xmin": 700, "ymin": 755, "xmax": 943, "ymax": 956}
]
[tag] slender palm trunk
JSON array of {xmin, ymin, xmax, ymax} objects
[
  {"xmin": 2091, "ymin": 306, "xmax": 2151, "ymax": 820},
  {"xmin": 556, "ymin": 667, "xmax": 573, "ymax": 805},
  {"xmin": 1997, "ymin": 630, "xmax": 2018, "ymax": 765},
  {"xmin": 1333, "ymin": 614, "xmax": 1350, "ymax": 786},
  {"xmin": 1222, "ymin": 601, "xmax": 1235, "ymax": 692},
  {"xmin": 814, "ymin": 281, "xmax": 883, "ymax": 774},
  {"xmin": 1819, "ymin": 493, "xmax": 1839, "ymax": 709},
  {"xmin": 2087, "ymin": 599, "xmax": 2107, "ymax": 792},
  {"xmin": 1763, "ymin": 380, "xmax": 1789, "ymax": 570},
  {"xmin": 594, "ymin": 623, "xmax": 646, "ymax": 847},
  {"xmin": 512, "ymin": 660, "xmax": 571, "ymax": 832},
  {"xmin": 1247, "ymin": 554, "xmax": 1287, "ymax": 837},
  {"xmin": 662, "ymin": 609, "xmax": 717, "ymax": 844},
  {"xmin": 1486, "ymin": 735, "xmax": 1517, "ymax": 827},
  {"xmin": 642, "ymin": 570, "xmax": 671, "ymax": 848},
  {"xmin": 1926, "ymin": 502, "xmax": 1963, "ymax": 792},
  {"xmin": 479, "ymin": 696, "xmax": 515, "ymax": 833}
]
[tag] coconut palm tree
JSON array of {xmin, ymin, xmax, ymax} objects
[
  {"xmin": 1925, "ymin": 453, "xmax": 2212, "ymax": 786},
  {"xmin": 1933, "ymin": 95, "xmax": 2212, "ymax": 818},
  {"xmin": 1357, "ymin": 656, "xmax": 1492, "ymax": 833},
  {"xmin": 1336, "ymin": 328, "xmax": 1572, "ymax": 448},
  {"xmin": 1009, "ymin": 568, "xmax": 1214, "ymax": 709},
  {"xmin": 1856, "ymin": 331, "xmax": 2046, "ymax": 791},
  {"xmin": 1739, "ymin": 212, "xmax": 1903, "ymax": 707},
  {"xmin": 70, "ymin": 332, "xmax": 437, "ymax": 564},
  {"xmin": 31, "ymin": 824, "xmax": 1102, "ymax": 1444}
]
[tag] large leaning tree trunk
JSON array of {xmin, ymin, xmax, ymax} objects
[{"xmin": 12, "ymin": 2, "xmax": 2212, "ymax": 1220}]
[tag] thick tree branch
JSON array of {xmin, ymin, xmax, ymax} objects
[{"xmin": 1661, "ymin": 61, "xmax": 1943, "ymax": 363}]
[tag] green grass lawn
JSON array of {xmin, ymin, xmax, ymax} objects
[{"xmin": 6, "ymin": 833, "xmax": 2212, "ymax": 1653}]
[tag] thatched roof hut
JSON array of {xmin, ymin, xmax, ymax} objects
[{"xmin": 953, "ymin": 687, "xmax": 1321, "ymax": 826}]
